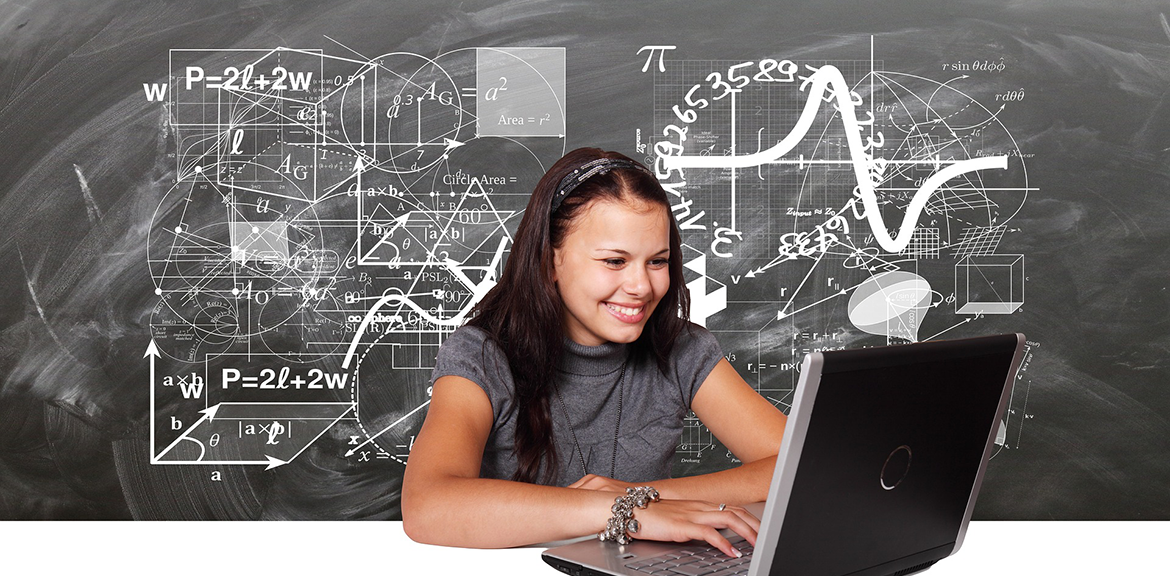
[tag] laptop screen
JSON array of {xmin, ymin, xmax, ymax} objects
[{"xmin": 761, "ymin": 335, "xmax": 1019, "ymax": 576}]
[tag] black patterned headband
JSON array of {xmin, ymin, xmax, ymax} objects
[{"xmin": 550, "ymin": 158, "xmax": 655, "ymax": 214}]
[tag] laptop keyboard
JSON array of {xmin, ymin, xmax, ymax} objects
[{"xmin": 623, "ymin": 536, "xmax": 753, "ymax": 576}]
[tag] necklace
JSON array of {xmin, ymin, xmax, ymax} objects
[{"xmin": 552, "ymin": 356, "xmax": 628, "ymax": 479}]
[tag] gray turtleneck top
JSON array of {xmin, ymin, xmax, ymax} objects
[{"xmin": 429, "ymin": 323, "xmax": 723, "ymax": 486}]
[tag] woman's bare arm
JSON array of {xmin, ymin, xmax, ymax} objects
[
  {"xmin": 402, "ymin": 375, "xmax": 614, "ymax": 546},
  {"xmin": 402, "ymin": 375, "xmax": 759, "ymax": 556}
]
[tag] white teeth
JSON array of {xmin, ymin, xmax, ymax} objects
[{"xmin": 607, "ymin": 303, "xmax": 643, "ymax": 316}]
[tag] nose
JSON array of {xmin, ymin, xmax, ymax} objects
[{"xmin": 622, "ymin": 264, "xmax": 652, "ymax": 297}]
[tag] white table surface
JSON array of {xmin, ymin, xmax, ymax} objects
[{"xmin": 2, "ymin": 520, "xmax": 1166, "ymax": 575}]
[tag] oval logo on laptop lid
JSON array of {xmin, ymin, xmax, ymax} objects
[{"xmin": 880, "ymin": 445, "xmax": 912, "ymax": 490}]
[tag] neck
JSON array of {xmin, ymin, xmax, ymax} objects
[{"xmin": 558, "ymin": 337, "xmax": 628, "ymax": 376}]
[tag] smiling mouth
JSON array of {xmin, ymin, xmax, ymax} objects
[{"xmin": 605, "ymin": 302, "xmax": 646, "ymax": 322}]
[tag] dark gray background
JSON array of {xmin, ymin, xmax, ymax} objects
[{"xmin": 1, "ymin": 0, "xmax": 1167, "ymax": 520}]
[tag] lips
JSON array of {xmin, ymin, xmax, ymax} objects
[{"xmin": 604, "ymin": 302, "xmax": 646, "ymax": 323}]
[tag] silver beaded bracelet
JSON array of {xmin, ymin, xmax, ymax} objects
[{"xmin": 599, "ymin": 486, "xmax": 661, "ymax": 545}]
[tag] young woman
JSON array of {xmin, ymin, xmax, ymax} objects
[{"xmin": 402, "ymin": 148, "xmax": 787, "ymax": 557}]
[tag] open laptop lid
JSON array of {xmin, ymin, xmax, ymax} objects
[{"xmin": 749, "ymin": 333, "xmax": 1026, "ymax": 576}]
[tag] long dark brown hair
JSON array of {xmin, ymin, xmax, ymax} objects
[{"xmin": 467, "ymin": 147, "xmax": 691, "ymax": 485}]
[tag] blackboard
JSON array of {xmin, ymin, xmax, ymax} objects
[{"xmin": 1, "ymin": 0, "xmax": 1167, "ymax": 520}]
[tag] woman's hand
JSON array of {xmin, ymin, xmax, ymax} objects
[
  {"xmin": 569, "ymin": 475, "xmax": 758, "ymax": 557},
  {"xmin": 632, "ymin": 499, "xmax": 759, "ymax": 558}
]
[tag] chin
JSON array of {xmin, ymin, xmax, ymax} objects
[
  {"xmin": 606, "ymin": 331, "xmax": 642, "ymax": 344},
  {"xmin": 604, "ymin": 322, "xmax": 649, "ymax": 344}
]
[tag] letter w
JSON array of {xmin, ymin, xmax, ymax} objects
[
  {"xmin": 178, "ymin": 379, "xmax": 204, "ymax": 399},
  {"xmin": 143, "ymin": 83, "xmax": 168, "ymax": 102},
  {"xmin": 288, "ymin": 72, "xmax": 313, "ymax": 91}
]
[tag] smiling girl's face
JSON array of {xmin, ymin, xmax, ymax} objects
[{"xmin": 552, "ymin": 197, "xmax": 672, "ymax": 347}]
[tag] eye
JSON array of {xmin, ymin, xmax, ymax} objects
[
  {"xmin": 649, "ymin": 258, "xmax": 670, "ymax": 268},
  {"xmin": 603, "ymin": 258, "xmax": 626, "ymax": 268}
]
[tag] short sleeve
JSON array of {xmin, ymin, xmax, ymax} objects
[
  {"xmin": 430, "ymin": 326, "xmax": 515, "ymax": 428},
  {"xmin": 670, "ymin": 323, "xmax": 725, "ymax": 410}
]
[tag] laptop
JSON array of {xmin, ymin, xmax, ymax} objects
[{"xmin": 543, "ymin": 333, "xmax": 1026, "ymax": 576}]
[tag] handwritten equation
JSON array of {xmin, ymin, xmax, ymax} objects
[{"xmin": 145, "ymin": 44, "xmax": 566, "ymax": 472}]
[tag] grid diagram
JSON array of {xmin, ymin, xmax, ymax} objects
[
  {"xmin": 898, "ymin": 227, "xmax": 941, "ymax": 259},
  {"xmin": 952, "ymin": 225, "xmax": 1006, "ymax": 258}
]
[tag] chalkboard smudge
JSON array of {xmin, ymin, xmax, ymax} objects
[
  {"xmin": 72, "ymin": 164, "xmax": 102, "ymax": 223},
  {"xmin": 18, "ymin": 247, "xmax": 82, "ymax": 365}
]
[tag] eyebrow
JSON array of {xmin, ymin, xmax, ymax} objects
[{"xmin": 595, "ymin": 248, "xmax": 670, "ymax": 256}]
